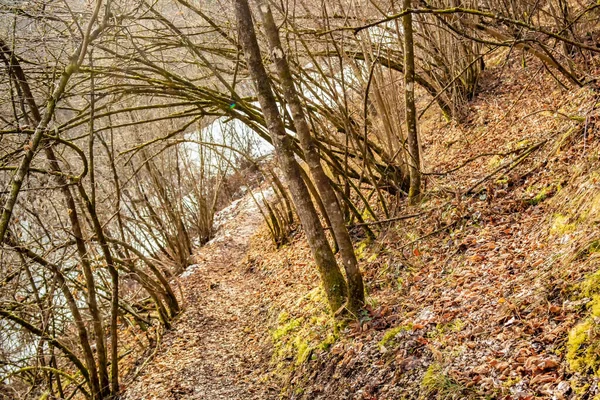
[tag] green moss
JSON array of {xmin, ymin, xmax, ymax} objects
[
  {"xmin": 589, "ymin": 240, "xmax": 600, "ymax": 254},
  {"xmin": 302, "ymin": 286, "xmax": 325, "ymax": 304},
  {"xmin": 496, "ymin": 176, "xmax": 509, "ymax": 185},
  {"xmin": 566, "ymin": 270, "xmax": 600, "ymax": 376},
  {"xmin": 277, "ymin": 311, "xmax": 290, "ymax": 323},
  {"xmin": 528, "ymin": 184, "xmax": 559, "ymax": 206},
  {"xmin": 271, "ymin": 287, "xmax": 340, "ymax": 368},
  {"xmin": 567, "ymin": 320, "xmax": 597, "ymax": 373},
  {"xmin": 572, "ymin": 381, "xmax": 591, "ymax": 396},
  {"xmin": 318, "ymin": 333, "xmax": 336, "ymax": 351},
  {"xmin": 515, "ymin": 138, "xmax": 532, "ymax": 148},
  {"xmin": 502, "ymin": 376, "xmax": 521, "ymax": 388},
  {"xmin": 295, "ymin": 337, "xmax": 311, "ymax": 364},
  {"xmin": 366, "ymin": 252, "xmax": 378, "ymax": 262},
  {"xmin": 272, "ymin": 315, "xmax": 302, "ymax": 341},
  {"xmin": 488, "ymin": 155, "xmax": 503, "ymax": 169},
  {"xmin": 428, "ymin": 319, "xmax": 465, "ymax": 340},
  {"xmin": 355, "ymin": 239, "xmax": 371, "ymax": 261},
  {"xmin": 575, "ymin": 240, "xmax": 600, "ymax": 260},
  {"xmin": 360, "ymin": 206, "xmax": 377, "ymax": 222},
  {"xmin": 422, "ymin": 363, "xmax": 443, "ymax": 389},
  {"xmin": 551, "ymin": 213, "xmax": 576, "ymax": 235},
  {"xmin": 379, "ymin": 324, "xmax": 413, "ymax": 350},
  {"xmin": 421, "ymin": 362, "xmax": 461, "ymax": 398},
  {"xmin": 448, "ymin": 319, "xmax": 465, "ymax": 332},
  {"xmin": 581, "ymin": 270, "xmax": 600, "ymax": 299}
]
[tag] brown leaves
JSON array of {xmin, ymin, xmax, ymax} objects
[
  {"xmin": 468, "ymin": 254, "xmax": 486, "ymax": 263},
  {"xmin": 472, "ymin": 364, "xmax": 490, "ymax": 375},
  {"xmin": 523, "ymin": 356, "xmax": 559, "ymax": 376},
  {"xmin": 494, "ymin": 361, "xmax": 510, "ymax": 372},
  {"xmin": 548, "ymin": 304, "xmax": 561, "ymax": 314}
]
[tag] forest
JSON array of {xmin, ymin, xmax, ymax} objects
[{"xmin": 1, "ymin": 0, "xmax": 600, "ymax": 399}]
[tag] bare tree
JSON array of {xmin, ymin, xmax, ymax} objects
[
  {"xmin": 234, "ymin": 0, "xmax": 350, "ymax": 313},
  {"xmin": 257, "ymin": 0, "xmax": 365, "ymax": 313}
]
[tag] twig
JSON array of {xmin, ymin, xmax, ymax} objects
[
  {"xmin": 349, "ymin": 212, "xmax": 426, "ymax": 228},
  {"xmin": 464, "ymin": 140, "xmax": 546, "ymax": 195},
  {"xmin": 399, "ymin": 219, "xmax": 461, "ymax": 250},
  {"xmin": 423, "ymin": 146, "xmax": 536, "ymax": 176}
]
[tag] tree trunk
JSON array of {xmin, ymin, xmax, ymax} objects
[
  {"xmin": 44, "ymin": 147, "xmax": 111, "ymax": 398},
  {"xmin": 257, "ymin": 1, "xmax": 365, "ymax": 314},
  {"xmin": 234, "ymin": 0, "xmax": 347, "ymax": 314},
  {"xmin": 402, "ymin": 0, "xmax": 422, "ymax": 204},
  {"xmin": 77, "ymin": 184, "xmax": 119, "ymax": 396}
]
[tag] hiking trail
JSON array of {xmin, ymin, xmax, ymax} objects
[{"xmin": 123, "ymin": 189, "xmax": 277, "ymax": 400}]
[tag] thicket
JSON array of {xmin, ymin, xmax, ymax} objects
[{"xmin": 0, "ymin": 0, "xmax": 598, "ymax": 398}]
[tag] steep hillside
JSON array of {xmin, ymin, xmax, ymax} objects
[
  {"xmin": 117, "ymin": 53, "xmax": 600, "ymax": 400},
  {"xmin": 239, "ymin": 58, "xmax": 600, "ymax": 399},
  {"xmin": 4, "ymin": 2, "xmax": 600, "ymax": 399}
]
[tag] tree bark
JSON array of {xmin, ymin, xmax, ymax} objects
[
  {"xmin": 78, "ymin": 184, "xmax": 119, "ymax": 396},
  {"xmin": 234, "ymin": 0, "xmax": 347, "ymax": 313},
  {"xmin": 44, "ymin": 147, "xmax": 111, "ymax": 398},
  {"xmin": 257, "ymin": 1, "xmax": 365, "ymax": 314},
  {"xmin": 402, "ymin": 0, "xmax": 422, "ymax": 204}
]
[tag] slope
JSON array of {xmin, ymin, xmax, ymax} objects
[{"xmin": 243, "ymin": 58, "xmax": 600, "ymax": 399}]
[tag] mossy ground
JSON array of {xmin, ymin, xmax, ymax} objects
[
  {"xmin": 270, "ymin": 287, "xmax": 339, "ymax": 368},
  {"xmin": 421, "ymin": 362, "xmax": 465, "ymax": 399},
  {"xmin": 240, "ymin": 61, "xmax": 600, "ymax": 400},
  {"xmin": 550, "ymin": 213, "xmax": 577, "ymax": 235},
  {"xmin": 378, "ymin": 323, "xmax": 413, "ymax": 351},
  {"xmin": 526, "ymin": 183, "xmax": 561, "ymax": 206},
  {"xmin": 566, "ymin": 269, "xmax": 600, "ymax": 376}
]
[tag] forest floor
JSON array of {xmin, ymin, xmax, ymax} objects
[
  {"xmin": 123, "ymin": 57, "xmax": 600, "ymax": 400},
  {"xmin": 122, "ymin": 190, "xmax": 278, "ymax": 400}
]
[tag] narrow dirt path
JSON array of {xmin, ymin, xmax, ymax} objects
[{"xmin": 123, "ymin": 192, "xmax": 277, "ymax": 400}]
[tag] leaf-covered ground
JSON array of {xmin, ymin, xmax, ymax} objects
[
  {"xmin": 122, "ymin": 191, "xmax": 278, "ymax": 400},
  {"xmin": 245, "ymin": 58, "xmax": 600, "ymax": 399},
  {"xmin": 123, "ymin": 56, "xmax": 600, "ymax": 400}
]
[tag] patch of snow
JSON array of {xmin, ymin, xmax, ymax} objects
[
  {"xmin": 416, "ymin": 308, "xmax": 434, "ymax": 322},
  {"xmin": 212, "ymin": 198, "xmax": 244, "ymax": 232},
  {"xmin": 181, "ymin": 186, "xmax": 276, "ymax": 280},
  {"xmin": 181, "ymin": 264, "xmax": 200, "ymax": 279},
  {"xmin": 207, "ymin": 187, "xmax": 274, "ymax": 246}
]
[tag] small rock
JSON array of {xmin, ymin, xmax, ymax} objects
[{"xmin": 553, "ymin": 381, "xmax": 570, "ymax": 399}]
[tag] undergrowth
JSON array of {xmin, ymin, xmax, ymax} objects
[
  {"xmin": 566, "ymin": 269, "xmax": 600, "ymax": 376},
  {"xmin": 421, "ymin": 362, "xmax": 465, "ymax": 399},
  {"xmin": 270, "ymin": 287, "xmax": 339, "ymax": 368}
]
